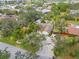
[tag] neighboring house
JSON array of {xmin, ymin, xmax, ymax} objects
[
  {"xmin": 41, "ymin": 9, "xmax": 51, "ymax": 13},
  {"xmin": 43, "ymin": 0, "xmax": 79, "ymax": 4},
  {"xmin": 68, "ymin": 23, "xmax": 79, "ymax": 36},
  {"xmin": 0, "ymin": 0, "xmax": 79, "ymax": 3},
  {"xmin": 0, "ymin": 0, "xmax": 28, "ymax": 3}
]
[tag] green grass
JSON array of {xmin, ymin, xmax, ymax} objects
[{"xmin": 0, "ymin": 37, "xmax": 16, "ymax": 46}]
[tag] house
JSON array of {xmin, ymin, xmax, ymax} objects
[
  {"xmin": 0, "ymin": 0, "xmax": 27, "ymax": 3},
  {"xmin": 68, "ymin": 23, "xmax": 79, "ymax": 36},
  {"xmin": 41, "ymin": 9, "xmax": 51, "ymax": 14}
]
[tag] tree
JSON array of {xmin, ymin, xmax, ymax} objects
[
  {"xmin": 54, "ymin": 34, "xmax": 79, "ymax": 57},
  {"xmin": 18, "ymin": 7, "xmax": 43, "ymax": 24},
  {"xmin": 48, "ymin": 3, "xmax": 70, "ymax": 32},
  {"xmin": 0, "ymin": 18, "xmax": 18, "ymax": 37},
  {"xmin": 74, "ymin": 49, "xmax": 79, "ymax": 59},
  {"xmin": 26, "ymin": 22, "xmax": 39, "ymax": 33},
  {"xmin": 21, "ymin": 32, "xmax": 46, "ymax": 54},
  {"xmin": 0, "ymin": 9, "xmax": 18, "ymax": 15}
]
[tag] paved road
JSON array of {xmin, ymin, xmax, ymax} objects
[
  {"xmin": 37, "ymin": 36, "xmax": 55, "ymax": 59},
  {"xmin": 0, "ymin": 42, "xmax": 27, "ymax": 59}
]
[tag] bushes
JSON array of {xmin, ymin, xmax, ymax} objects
[
  {"xmin": 21, "ymin": 32, "xmax": 45, "ymax": 53},
  {"xmin": 0, "ymin": 49, "xmax": 38, "ymax": 59},
  {"xmin": 68, "ymin": 48, "xmax": 79, "ymax": 59},
  {"xmin": 70, "ymin": 3, "xmax": 79, "ymax": 10},
  {"xmin": 27, "ymin": 22, "xmax": 39, "ymax": 33},
  {"xmin": 19, "ymin": 7, "xmax": 43, "ymax": 23},
  {"xmin": 0, "ymin": 19, "xmax": 17, "ymax": 37},
  {"xmin": 74, "ymin": 49, "xmax": 79, "ymax": 59},
  {"xmin": 0, "ymin": 19, "xmax": 18, "ymax": 37},
  {"xmin": 54, "ymin": 35, "xmax": 79, "ymax": 57},
  {"xmin": 54, "ymin": 44, "xmax": 66, "ymax": 56},
  {"xmin": 0, "ymin": 9, "xmax": 18, "ymax": 15},
  {"xmin": 64, "ymin": 36, "xmax": 79, "ymax": 46},
  {"xmin": 0, "ymin": 49, "xmax": 10, "ymax": 59}
]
